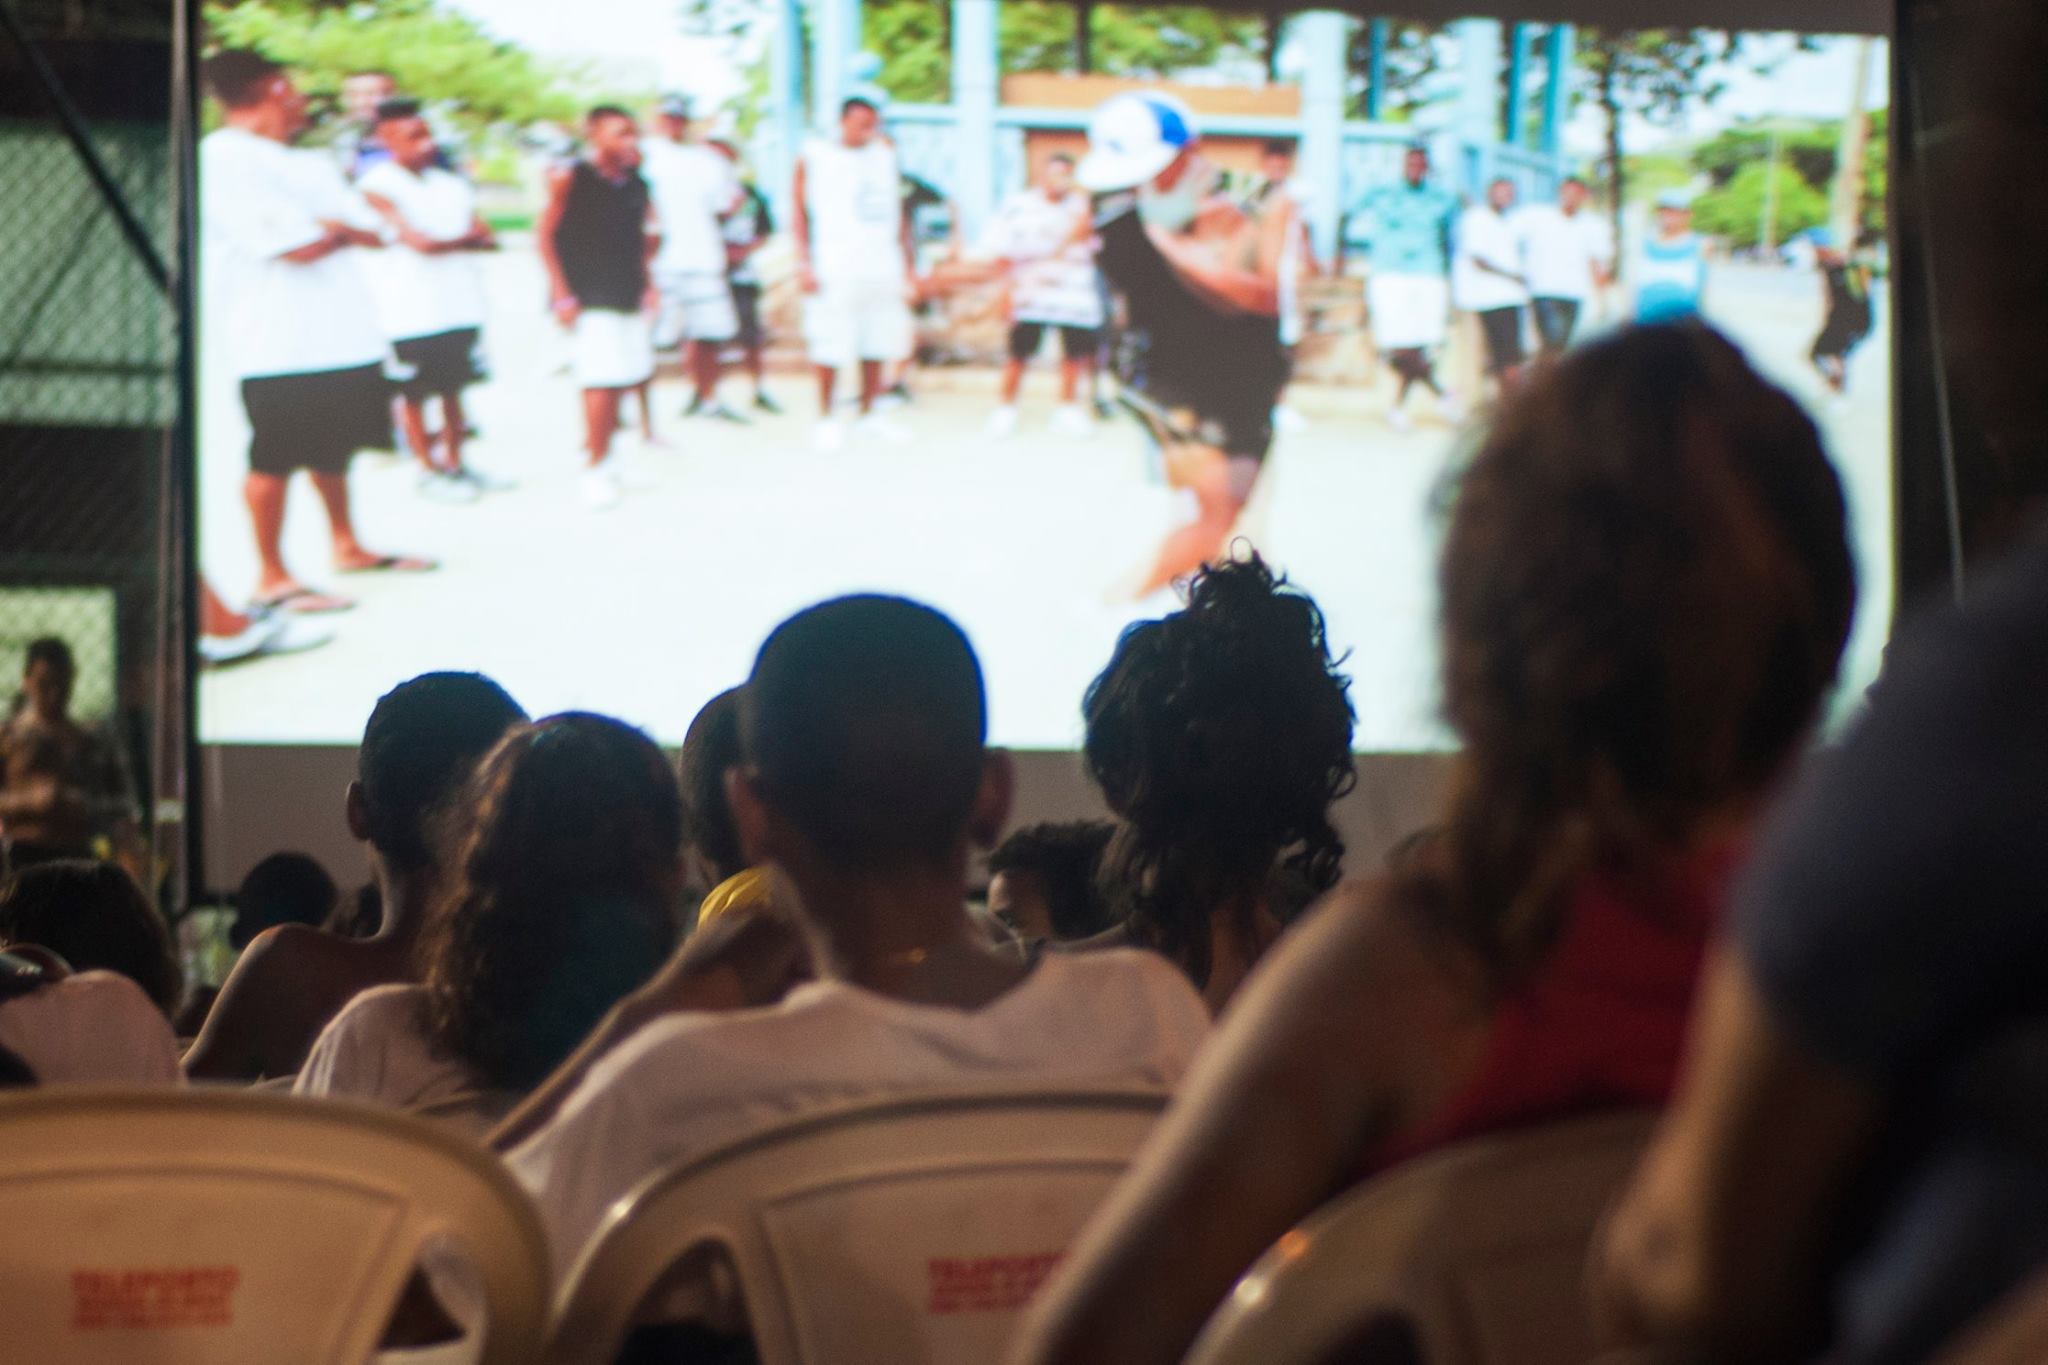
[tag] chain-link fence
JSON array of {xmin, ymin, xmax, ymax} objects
[{"xmin": 0, "ymin": 7, "xmax": 187, "ymax": 905}]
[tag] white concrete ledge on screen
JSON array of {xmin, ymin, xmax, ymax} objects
[{"xmin": 199, "ymin": 744, "xmax": 1453, "ymax": 895}]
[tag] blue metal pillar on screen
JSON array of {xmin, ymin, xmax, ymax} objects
[
  {"xmin": 952, "ymin": 0, "xmax": 998, "ymax": 242},
  {"xmin": 810, "ymin": 0, "xmax": 863, "ymax": 129},
  {"xmin": 1297, "ymin": 10, "xmax": 1349, "ymax": 265},
  {"xmin": 1453, "ymin": 17, "xmax": 1503, "ymax": 196},
  {"xmin": 1543, "ymin": 23, "xmax": 1576, "ymax": 161},
  {"xmin": 765, "ymin": 0, "xmax": 808, "ymax": 220},
  {"xmin": 1505, "ymin": 22, "xmax": 1534, "ymax": 148}
]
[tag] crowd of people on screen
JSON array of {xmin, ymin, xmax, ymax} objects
[{"xmin": 8, "ymin": 14, "xmax": 2048, "ymax": 1362}]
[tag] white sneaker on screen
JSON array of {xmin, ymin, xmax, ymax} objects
[
  {"xmin": 986, "ymin": 405, "xmax": 1021, "ymax": 439},
  {"xmin": 580, "ymin": 466, "xmax": 624, "ymax": 511},
  {"xmin": 811, "ymin": 418, "xmax": 847, "ymax": 454},
  {"xmin": 855, "ymin": 412, "xmax": 913, "ymax": 445},
  {"xmin": 1439, "ymin": 391, "xmax": 1469, "ymax": 427},
  {"xmin": 1386, "ymin": 405, "xmax": 1415, "ymax": 434},
  {"xmin": 1049, "ymin": 404, "xmax": 1093, "ymax": 439},
  {"xmin": 1273, "ymin": 403, "xmax": 1309, "ymax": 434}
]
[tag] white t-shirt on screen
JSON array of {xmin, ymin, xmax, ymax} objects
[
  {"xmin": 200, "ymin": 127, "xmax": 388, "ymax": 379},
  {"xmin": 642, "ymin": 139, "xmax": 738, "ymax": 277},
  {"xmin": 295, "ymin": 983, "xmax": 512, "ymax": 1140},
  {"xmin": 355, "ymin": 161, "xmax": 487, "ymax": 341},
  {"xmin": 801, "ymin": 135, "xmax": 906, "ymax": 287},
  {"xmin": 508, "ymin": 947, "xmax": 1210, "ymax": 1273},
  {"xmin": 0, "ymin": 970, "xmax": 182, "ymax": 1085},
  {"xmin": 981, "ymin": 189, "xmax": 1103, "ymax": 330},
  {"xmin": 1451, "ymin": 205, "xmax": 1530, "ymax": 313},
  {"xmin": 1515, "ymin": 203, "xmax": 1615, "ymax": 303}
]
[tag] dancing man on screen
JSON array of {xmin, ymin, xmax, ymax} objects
[
  {"xmin": 643, "ymin": 94, "xmax": 747, "ymax": 423},
  {"xmin": 358, "ymin": 98, "xmax": 505, "ymax": 504},
  {"xmin": 792, "ymin": 89, "xmax": 917, "ymax": 453},
  {"xmin": 538, "ymin": 105, "xmax": 661, "ymax": 511},
  {"xmin": 1356, "ymin": 144, "xmax": 1462, "ymax": 432},
  {"xmin": 1513, "ymin": 175, "xmax": 1613, "ymax": 359},
  {"xmin": 1076, "ymin": 91, "xmax": 1294, "ymax": 598},
  {"xmin": 199, "ymin": 49, "xmax": 435, "ymax": 617}
]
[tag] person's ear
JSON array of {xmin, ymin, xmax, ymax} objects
[
  {"xmin": 968, "ymin": 749, "xmax": 1015, "ymax": 851},
  {"xmin": 345, "ymin": 780, "xmax": 372, "ymax": 843},
  {"xmin": 725, "ymin": 766, "xmax": 778, "ymax": 867}
]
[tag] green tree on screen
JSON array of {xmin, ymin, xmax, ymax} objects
[{"xmin": 1692, "ymin": 158, "xmax": 1829, "ymax": 249}]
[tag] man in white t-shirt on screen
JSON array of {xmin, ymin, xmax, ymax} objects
[
  {"xmin": 502, "ymin": 594, "xmax": 1210, "ymax": 1282},
  {"xmin": 1451, "ymin": 176, "xmax": 1531, "ymax": 395},
  {"xmin": 980, "ymin": 152, "xmax": 1103, "ymax": 440},
  {"xmin": 200, "ymin": 50, "xmax": 435, "ymax": 616},
  {"xmin": 357, "ymin": 98, "xmax": 505, "ymax": 504},
  {"xmin": 643, "ymin": 94, "xmax": 747, "ymax": 423},
  {"xmin": 1514, "ymin": 175, "xmax": 1614, "ymax": 360},
  {"xmin": 793, "ymin": 90, "xmax": 917, "ymax": 452}
]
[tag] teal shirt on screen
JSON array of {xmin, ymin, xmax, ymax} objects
[{"xmin": 1355, "ymin": 180, "xmax": 1459, "ymax": 276}]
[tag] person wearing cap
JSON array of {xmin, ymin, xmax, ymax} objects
[
  {"xmin": 1635, "ymin": 189, "xmax": 1708, "ymax": 323},
  {"xmin": 644, "ymin": 94, "xmax": 747, "ymax": 423},
  {"xmin": 1075, "ymin": 91, "xmax": 1296, "ymax": 598},
  {"xmin": 1355, "ymin": 144, "xmax": 1463, "ymax": 432},
  {"xmin": 708, "ymin": 129, "xmax": 782, "ymax": 414},
  {"xmin": 1809, "ymin": 228, "xmax": 1873, "ymax": 400},
  {"xmin": 792, "ymin": 89, "xmax": 917, "ymax": 452}
]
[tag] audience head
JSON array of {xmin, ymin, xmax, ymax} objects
[
  {"xmin": 1426, "ymin": 322, "xmax": 1854, "ymax": 979},
  {"xmin": 1084, "ymin": 554, "xmax": 1356, "ymax": 985},
  {"xmin": 987, "ymin": 821, "xmax": 1118, "ymax": 943},
  {"xmin": 677, "ymin": 686, "xmax": 748, "ymax": 890},
  {"xmin": 734, "ymin": 596, "xmax": 1004, "ymax": 886},
  {"xmin": 422, "ymin": 712, "xmax": 683, "ymax": 1092},
  {"xmin": 18, "ymin": 637, "xmax": 74, "ymax": 721},
  {"xmin": 349, "ymin": 672, "xmax": 526, "ymax": 879},
  {"xmin": 0, "ymin": 860, "xmax": 181, "ymax": 1016},
  {"xmin": 231, "ymin": 852, "xmax": 339, "ymax": 951}
]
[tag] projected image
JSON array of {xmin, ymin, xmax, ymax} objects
[{"xmin": 195, "ymin": 5, "xmax": 1891, "ymax": 747}]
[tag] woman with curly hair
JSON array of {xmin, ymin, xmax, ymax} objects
[
  {"xmin": 296, "ymin": 712, "xmax": 681, "ymax": 1136},
  {"xmin": 1013, "ymin": 323, "xmax": 1856, "ymax": 1365},
  {"xmin": 1079, "ymin": 552, "xmax": 1356, "ymax": 1011}
]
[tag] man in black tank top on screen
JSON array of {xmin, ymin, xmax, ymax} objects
[{"xmin": 538, "ymin": 106, "xmax": 660, "ymax": 511}]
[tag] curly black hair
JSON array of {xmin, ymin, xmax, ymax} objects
[
  {"xmin": 1083, "ymin": 553, "xmax": 1356, "ymax": 986},
  {"xmin": 987, "ymin": 821, "xmax": 1118, "ymax": 940},
  {"xmin": 419, "ymin": 713, "xmax": 683, "ymax": 1093},
  {"xmin": 677, "ymin": 687, "xmax": 747, "ymax": 887}
]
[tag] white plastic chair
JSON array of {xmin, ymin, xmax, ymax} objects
[
  {"xmin": 547, "ymin": 1087, "xmax": 1168, "ymax": 1365},
  {"xmin": 1185, "ymin": 1110, "xmax": 1658, "ymax": 1365},
  {"xmin": 0, "ymin": 1086, "xmax": 550, "ymax": 1365}
]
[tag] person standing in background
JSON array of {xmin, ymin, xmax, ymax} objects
[
  {"xmin": 642, "ymin": 95, "xmax": 747, "ymax": 423},
  {"xmin": 1357, "ymin": 144, "xmax": 1462, "ymax": 432},
  {"xmin": 1635, "ymin": 189, "xmax": 1708, "ymax": 323},
  {"xmin": 792, "ymin": 91, "xmax": 917, "ymax": 453},
  {"xmin": 200, "ymin": 49, "xmax": 435, "ymax": 617},
  {"xmin": 708, "ymin": 129, "xmax": 781, "ymax": 415},
  {"xmin": 979, "ymin": 152, "xmax": 1102, "ymax": 440},
  {"xmin": 1452, "ymin": 176, "xmax": 1531, "ymax": 397},
  {"xmin": 1515, "ymin": 175, "xmax": 1613, "ymax": 359},
  {"xmin": 337, "ymin": 69, "xmax": 396, "ymax": 177},
  {"xmin": 538, "ymin": 105, "xmax": 660, "ymax": 511},
  {"xmin": 0, "ymin": 640, "xmax": 141, "ymax": 875},
  {"xmin": 357, "ymin": 98, "xmax": 505, "ymax": 503},
  {"xmin": 1809, "ymin": 229, "xmax": 1874, "ymax": 402}
]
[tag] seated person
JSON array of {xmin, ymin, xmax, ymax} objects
[
  {"xmin": 296, "ymin": 713, "xmax": 683, "ymax": 1138},
  {"xmin": 1010, "ymin": 323, "xmax": 1857, "ymax": 1365},
  {"xmin": 1078, "ymin": 554, "xmax": 1355, "ymax": 1011},
  {"xmin": 183, "ymin": 672, "xmax": 525, "ymax": 1081},
  {"xmin": 0, "ymin": 859, "xmax": 181, "ymax": 1016},
  {"xmin": 180, "ymin": 851, "xmax": 342, "ymax": 1034},
  {"xmin": 502, "ymin": 595, "xmax": 1211, "ymax": 1283},
  {"xmin": 0, "ymin": 946, "xmax": 181, "ymax": 1084},
  {"xmin": 676, "ymin": 684, "xmax": 796, "ymax": 932},
  {"xmin": 987, "ymin": 821, "xmax": 1117, "ymax": 943}
]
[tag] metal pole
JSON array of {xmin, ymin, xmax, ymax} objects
[
  {"xmin": 167, "ymin": 0, "xmax": 204, "ymax": 900},
  {"xmin": 0, "ymin": 0, "xmax": 170, "ymax": 293}
]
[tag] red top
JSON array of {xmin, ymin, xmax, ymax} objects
[{"xmin": 1365, "ymin": 841, "xmax": 1741, "ymax": 1174}]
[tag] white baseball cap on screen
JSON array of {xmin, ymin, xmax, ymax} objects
[{"xmin": 1077, "ymin": 91, "xmax": 1200, "ymax": 192}]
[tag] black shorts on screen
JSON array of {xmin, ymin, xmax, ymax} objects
[
  {"xmin": 391, "ymin": 327, "xmax": 484, "ymax": 401},
  {"xmin": 241, "ymin": 362, "xmax": 394, "ymax": 478},
  {"xmin": 730, "ymin": 281, "xmax": 764, "ymax": 350},
  {"xmin": 1476, "ymin": 306, "xmax": 1527, "ymax": 374},
  {"xmin": 1532, "ymin": 297, "xmax": 1580, "ymax": 352},
  {"xmin": 1008, "ymin": 321, "xmax": 1102, "ymax": 364}
]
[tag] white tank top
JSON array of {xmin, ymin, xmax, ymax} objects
[{"xmin": 802, "ymin": 135, "xmax": 904, "ymax": 284}]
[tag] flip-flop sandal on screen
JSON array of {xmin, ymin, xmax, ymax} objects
[
  {"xmin": 251, "ymin": 586, "xmax": 356, "ymax": 615},
  {"xmin": 336, "ymin": 554, "xmax": 439, "ymax": 576}
]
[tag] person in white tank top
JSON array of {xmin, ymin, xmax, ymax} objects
[{"xmin": 791, "ymin": 92, "xmax": 917, "ymax": 451}]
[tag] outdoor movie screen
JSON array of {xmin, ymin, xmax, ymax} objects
[{"xmin": 195, "ymin": 3, "xmax": 1892, "ymax": 751}]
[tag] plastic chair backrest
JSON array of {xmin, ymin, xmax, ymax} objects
[
  {"xmin": 547, "ymin": 1087, "xmax": 1168, "ymax": 1365},
  {"xmin": 1186, "ymin": 1110, "xmax": 1658, "ymax": 1365},
  {"xmin": 0, "ymin": 1087, "xmax": 550, "ymax": 1365},
  {"xmin": 1934, "ymin": 1267, "xmax": 2048, "ymax": 1365}
]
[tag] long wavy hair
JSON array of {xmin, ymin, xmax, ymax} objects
[
  {"xmin": 1084, "ymin": 553, "xmax": 1356, "ymax": 986},
  {"xmin": 419, "ymin": 712, "xmax": 683, "ymax": 1092},
  {"xmin": 1414, "ymin": 324, "xmax": 1855, "ymax": 989}
]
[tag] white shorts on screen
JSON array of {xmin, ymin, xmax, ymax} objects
[
  {"xmin": 805, "ymin": 274, "xmax": 913, "ymax": 369},
  {"xmin": 573, "ymin": 307, "xmax": 655, "ymax": 389},
  {"xmin": 1368, "ymin": 272, "xmax": 1451, "ymax": 351}
]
